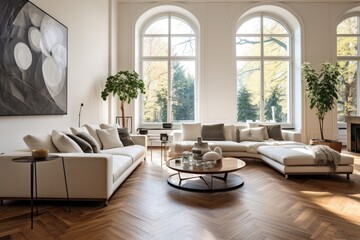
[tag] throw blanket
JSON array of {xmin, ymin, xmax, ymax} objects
[{"xmin": 307, "ymin": 145, "xmax": 341, "ymax": 173}]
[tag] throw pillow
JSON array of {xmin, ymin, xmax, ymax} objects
[
  {"xmin": 249, "ymin": 123, "xmax": 269, "ymax": 140},
  {"xmin": 84, "ymin": 124, "xmax": 103, "ymax": 149},
  {"xmin": 76, "ymin": 132, "xmax": 101, "ymax": 153},
  {"xmin": 223, "ymin": 125, "xmax": 235, "ymax": 141},
  {"xmin": 70, "ymin": 126, "xmax": 89, "ymax": 135},
  {"xmin": 182, "ymin": 123, "xmax": 202, "ymax": 141},
  {"xmin": 23, "ymin": 134, "xmax": 59, "ymax": 153},
  {"xmin": 66, "ymin": 134, "xmax": 93, "ymax": 153},
  {"xmin": 239, "ymin": 127, "xmax": 265, "ymax": 142},
  {"xmin": 51, "ymin": 130, "xmax": 83, "ymax": 153},
  {"xmin": 201, "ymin": 124, "xmax": 225, "ymax": 141},
  {"xmin": 265, "ymin": 124, "xmax": 284, "ymax": 141},
  {"xmin": 100, "ymin": 123, "xmax": 121, "ymax": 129},
  {"xmin": 96, "ymin": 128, "xmax": 123, "ymax": 149},
  {"xmin": 117, "ymin": 128, "xmax": 135, "ymax": 146}
]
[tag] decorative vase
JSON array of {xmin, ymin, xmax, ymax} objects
[
  {"xmin": 192, "ymin": 137, "xmax": 211, "ymax": 159},
  {"xmin": 214, "ymin": 146, "xmax": 222, "ymax": 156}
]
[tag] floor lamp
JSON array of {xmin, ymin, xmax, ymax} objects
[{"xmin": 78, "ymin": 103, "xmax": 84, "ymax": 127}]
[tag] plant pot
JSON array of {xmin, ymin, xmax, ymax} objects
[{"xmin": 309, "ymin": 139, "xmax": 342, "ymax": 153}]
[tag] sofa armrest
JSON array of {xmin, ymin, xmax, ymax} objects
[
  {"xmin": 131, "ymin": 134, "xmax": 147, "ymax": 148},
  {"xmin": 0, "ymin": 152, "xmax": 114, "ymax": 200},
  {"xmin": 282, "ymin": 130, "xmax": 301, "ymax": 142}
]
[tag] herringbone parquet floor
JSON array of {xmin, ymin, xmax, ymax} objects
[{"xmin": 0, "ymin": 148, "xmax": 359, "ymax": 240}]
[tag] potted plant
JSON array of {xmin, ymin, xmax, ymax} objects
[
  {"xmin": 302, "ymin": 61, "xmax": 342, "ymax": 152},
  {"xmin": 101, "ymin": 70, "xmax": 146, "ymax": 128}
]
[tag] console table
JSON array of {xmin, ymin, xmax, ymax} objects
[{"xmin": 12, "ymin": 155, "xmax": 70, "ymax": 229}]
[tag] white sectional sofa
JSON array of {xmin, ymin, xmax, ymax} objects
[
  {"xmin": 0, "ymin": 124, "xmax": 147, "ymax": 205},
  {"xmin": 169, "ymin": 123, "xmax": 354, "ymax": 178}
]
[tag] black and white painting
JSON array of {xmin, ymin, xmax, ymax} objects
[{"xmin": 0, "ymin": 0, "xmax": 67, "ymax": 116}]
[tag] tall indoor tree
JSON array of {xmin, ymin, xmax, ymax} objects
[{"xmin": 101, "ymin": 70, "xmax": 145, "ymax": 127}]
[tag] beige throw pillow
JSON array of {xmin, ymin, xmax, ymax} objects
[
  {"xmin": 96, "ymin": 128, "xmax": 123, "ymax": 149},
  {"xmin": 181, "ymin": 123, "xmax": 202, "ymax": 141},
  {"xmin": 23, "ymin": 134, "xmax": 59, "ymax": 153},
  {"xmin": 51, "ymin": 130, "xmax": 83, "ymax": 153},
  {"xmin": 70, "ymin": 127, "xmax": 89, "ymax": 135},
  {"xmin": 100, "ymin": 123, "xmax": 121, "ymax": 129},
  {"xmin": 239, "ymin": 127, "xmax": 265, "ymax": 142}
]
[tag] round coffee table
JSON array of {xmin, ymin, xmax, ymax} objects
[{"xmin": 166, "ymin": 157, "xmax": 246, "ymax": 192}]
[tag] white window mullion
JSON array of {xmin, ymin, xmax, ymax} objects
[
  {"xmin": 168, "ymin": 13, "xmax": 172, "ymax": 123},
  {"xmin": 260, "ymin": 14, "xmax": 265, "ymax": 122}
]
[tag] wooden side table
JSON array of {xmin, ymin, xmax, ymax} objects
[{"xmin": 12, "ymin": 155, "xmax": 70, "ymax": 229}]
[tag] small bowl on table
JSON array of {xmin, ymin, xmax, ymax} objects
[{"xmin": 32, "ymin": 149, "xmax": 49, "ymax": 159}]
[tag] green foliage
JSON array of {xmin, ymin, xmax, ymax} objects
[
  {"xmin": 302, "ymin": 62, "xmax": 340, "ymax": 140},
  {"xmin": 237, "ymin": 87, "xmax": 258, "ymax": 122},
  {"xmin": 172, "ymin": 62, "xmax": 195, "ymax": 121},
  {"xmin": 265, "ymin": 86, "xmax": 284, "ymax": 122},
  {"xmin": 101, "ymin": 70, "xmax": 145, "ymax": 103}
]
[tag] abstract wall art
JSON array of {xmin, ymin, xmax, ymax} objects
[{"xmin": 0, "ymin": 0, "xmax": 68, "ymax": 116}]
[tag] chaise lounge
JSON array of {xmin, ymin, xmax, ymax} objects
[{"xmin": 169, "ymin": 123, "xmax": 354, "ymax": 178}]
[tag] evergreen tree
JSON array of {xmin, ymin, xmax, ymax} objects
[
  {"xmin": 172, "ymin": 62, "xmax": 195, "ymax": 121},
  {"xmin": 237, "ymin": 87, "xmax": 258, "ymax": 122},
  {"xmin": 265, "ymin": 86, "xmax": 284, "ymax": 122}
]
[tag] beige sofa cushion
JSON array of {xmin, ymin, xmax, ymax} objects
[
  {"xmin": 239, "ymin": 127, "xmax": 265, "ymax": 142},
  {"xmin": 112, "ymin": 155, "xmax": 133, "ymax": 182},
  {"xmin": 257, "ymin": 145, "xmax": 354, "ymax": 166},
  {"xmin": 23, "ymin": 134, "xmax": 59, "ymax": 153},
  {"xmin": 101, "ymin": 145, "xmax": 146, "ymax": 162},
  {"xmin": 84, "ymin": 124, "xmax": 103, "ymax": 149}
]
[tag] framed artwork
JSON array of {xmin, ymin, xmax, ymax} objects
[{"xmin": 0, "ymin": 0, "xmax": 67, "ymax": 116}]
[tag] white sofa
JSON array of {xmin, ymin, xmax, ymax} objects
[
  {"xmin": 0, "ymin": 124, "xmax": 147, "ymax": 205},
  {"xmin": 169, "ymin": 123, "xmax": 354, "ymax": 178}
]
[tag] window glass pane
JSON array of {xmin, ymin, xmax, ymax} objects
[
  {"xmin": 337, "ymin": 16, "xmax": 358, "ymax": 34},
  {"xmin": 171, "ymin": 17, "xmax": 194, "ymax": 34},
  {"xmin": 264, "ymin": 61, "xmax": 288, "ymax": 123},
  {"xmin": 338, "ymin": 61, "xmax": 358, "ymax": 123},
  {"xmin": 142, "ymin": 61, "xmax": 168, "ymax": 123},
  {"xmin": 264, "ymin": 37, "xmax": 289, "ymax": 56},
  {"xmin": 236, "ymin": 61, "xmax": 260, "ymax": 122},
  {"xmin": 237, "ymin": 17, "xmax": 261, "ymax": 34},
  {"xmin": 171, "ymin": 61, "xmax": 195, "ymax": 122},
  {"xmin": 171, "ymin": 37, "xmax": 196, "ymax": 56},
  {"xmin": 143, "ymin": 37, "xmax": 168, "ymax": 56},
  {"xmin": 236, "ymin": 37, "xmax": 261, "ymax": 56},
  {"xmin": 263, "ymin": 17, "xmax": 288, "ymax": 34},
  {"xmin": 337, "ymin": 37, "xmax": 358, "ymax": 56},
  {"xmin": 144, "ymin": 17, "xmax": 168, "ymax": 34}
]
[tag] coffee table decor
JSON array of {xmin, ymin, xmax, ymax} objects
[{"xmin": 166, "ymin": 157, "xmax": 246, "ymax": 192}]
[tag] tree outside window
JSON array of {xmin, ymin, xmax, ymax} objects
[
  {"xmin": 236, "ymin": 15, "xmax": 291, "ymax": 123},
  {"xmin": 337, "ymin": 16, "xmax": 360, "ymax": 123},
  {"xmin": 141, "ymin": 14, "xmax": 197, "ymax": 124}
]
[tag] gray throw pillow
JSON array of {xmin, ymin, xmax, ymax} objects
[
  {"xmin": 266, "ymin": 124, "xmax": 284, "ymax": 141},
  {"xmin": 201, "ymin": 124, "xmax": 225, "ymax": 141},
  {"xmin": 66, "ymin": 134, "xmax": 93, "ymax": 153},
  {"xmin": 76, "ymin": 132, "xmax": 101, "ymax": 153},
  {"xmin": 117, "ymin": 128, "xmax": 135, "ymax": 146}
]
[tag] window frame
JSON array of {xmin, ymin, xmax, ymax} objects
[
  {"xmin": 139, "ymin": 12, "xmax": 199, "ymax": 127},
  {"xmin": 235, "ymin": 13, "xmax": 294, "ymax": 127},
  {"xmin": 336, "ymin": 14, "xmax": 360, "ymax": 128}
]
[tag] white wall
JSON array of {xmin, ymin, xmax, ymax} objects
[
  {"xmin": 117, "ymin": 1, "xmax": 359, "ymax": 144},
  {"xmin": 0, "ymin": 0, "xmax": 110, "ymax": 152}
]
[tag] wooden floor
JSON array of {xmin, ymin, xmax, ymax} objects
[{"xmin": 0, "ymin": 149, "xmax": 359, "ymax": 240}]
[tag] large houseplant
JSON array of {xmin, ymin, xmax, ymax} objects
[
  {"xmin": 302, "ymin": 62, "xmax": 341, "ymax": 151},
  {"xmin": 101, "ymin": 70, "xmax": 145, "ymax": 128}
]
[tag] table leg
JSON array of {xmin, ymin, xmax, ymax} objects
[
  {"xmin": 150, "ymin": 140, "xmax": 153, "ymax": 162},
  {"xmin": 61, "ymin": 157, "xmax": 71, "ymax": 213},
  {"xmin": 30, "ymin": 162, "xmax": 34, "ymax": 229},
  {"xmin": 34, "ymin": 162, "xmax": 38, "ymax": 215}
]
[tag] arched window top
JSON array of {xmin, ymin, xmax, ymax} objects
[
  {"xmin": 144, "ymin": 14, "xmax": 196, "ymax": 35},
  {"xmin": 337, "ymin": 16, "xmax": 359, "ymax": 34},
  {"xmin": 237, "ymin": 16, "xmax": 289, "ymax": 35}
]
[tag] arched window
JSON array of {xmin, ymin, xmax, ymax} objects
[
  {"xmin": 140, "ymin": 13, "xmax": 197, "ymax": 124},
  {"xmin": 337, "ymin": 16, "xmax": 360, "ymax": 124},
  {"xmin": 236, "ymin": 14, "xmax": 292, "ymax": 124}
]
